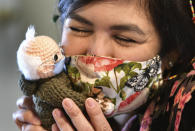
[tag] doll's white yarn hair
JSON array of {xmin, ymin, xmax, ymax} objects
[
  {"xmin": 25, "ymin": 25, "xmax": 36, "ymax": 41},
  {"xmin": 17, "ymin": 26, "xmax": 42, "ymax": 80}
]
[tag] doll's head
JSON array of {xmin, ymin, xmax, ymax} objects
[{"xmin": 17, "ymin": 26, "xmax": 65, "ymax": 80}]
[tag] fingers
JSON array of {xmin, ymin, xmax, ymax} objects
[
  {"xmin": 21, "ymin": 124, "xmax": 47, "ymax": 131},
  {"xmin": 14, "ymin": 115, "xmax": 23, "ymax": 129},
  {"xmin": 52, "ymin": 109, "xmax": 74, "ymax": 131},
  {"xmin": 14, "ymin": 96, "xmax": 42, "ymax": 131},
  {"xmin": 85, "ymin": 98, "xmax": 112, "ymax": 131},
  {"xmin": 62, "ymin": 98, "xmax": 94, "ymax": 131},
  {"xmin": 52, "ymin": 123, "xmax": 60, "ymax": 131},
  {"xmin": 16, "ymin": 96, "xmax": 34, "ymax": 110},
  {"xmin": 13, "ymin": 109, "xmax": 41, "ymax": 127},
  {"xmin": 53, "ymin": 98, "xmax": 112, "ymax": 131}
]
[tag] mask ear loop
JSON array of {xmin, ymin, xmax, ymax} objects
[
  {"xmin": 190, "ymin": 0, "xmax": 195, "ymax": 23},
  {"xmin": 59, "ymin": 42, "xmax": 65, "ymax": 56}
]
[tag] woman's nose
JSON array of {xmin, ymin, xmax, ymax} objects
[{"xmin": 87, "ymin": 32, "xmax": 113, "ymax": 57}]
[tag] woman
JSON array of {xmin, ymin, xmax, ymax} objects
[{"xmin": 13, "ymin": 0, "xmax": 195, "ymax": 130}]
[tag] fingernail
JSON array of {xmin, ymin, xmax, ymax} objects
[
  {"xmin": 63, "ymin": 98, "xmax": 72, "ymax": 110},
  {"xmin": 87, "ymin": 98, "xmax": 95, "ymax": 108},
  {"xmin": 53, "ymin": 109, "xmax": 61, "ymax": 117}
]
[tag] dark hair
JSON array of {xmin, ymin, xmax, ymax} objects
[
  {"xmin": 58, "ymin": 0, "xmax": 195, "ymax": 74},
  {"xmin": 147, "ymin": 0, "xmax": 195, "ymax": 75}
]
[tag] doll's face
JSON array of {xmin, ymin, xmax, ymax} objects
[{"xmin": 61, "ymin": 0, "xmax": 160, "ymax": 61}]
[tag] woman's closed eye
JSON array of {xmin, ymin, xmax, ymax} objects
[
  {"xmin": 113, "ymin": 35, "xmax": 138, "ymax": 47},
  {"xmin": 69, "ymin": 26, "xmax": 93, "ymax": 36}
]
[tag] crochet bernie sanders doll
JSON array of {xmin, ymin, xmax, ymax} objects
[{"xmin": 17, "ymin": 26, "xmax": 87, "ymax": 130}]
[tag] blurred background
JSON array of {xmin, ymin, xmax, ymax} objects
[{"xmin": 0, "ymin": 0, "xmax": 61, "ymax": 130}]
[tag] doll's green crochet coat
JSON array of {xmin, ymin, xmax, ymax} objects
[{"xmin": 19, "ymin": 71, "xmax": 87, "ymax": 131}]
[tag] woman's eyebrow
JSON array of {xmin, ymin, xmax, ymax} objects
[
  {"xmin": 110, "ymin": 24, "xmax": 146, "ymax": 35},
  {"xmin": 69, "ymin": 13, "xmax": 93, "ymax": 26},
  {"xmin": 68, "ymin": 13, "xmax": 145, "ymax": 35}
]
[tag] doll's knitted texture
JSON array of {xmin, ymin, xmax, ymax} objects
[{"xmin": 19, "ymin": 71, "xmax": 87, "ymax": 131}]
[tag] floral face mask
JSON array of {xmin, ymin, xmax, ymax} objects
[{"xmin": 65, "ymin": 55, "xmax": 162, "ymax": 117}]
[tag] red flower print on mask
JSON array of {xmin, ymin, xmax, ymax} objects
[
  {"xmin": 78, "ymin": 56, "xmax": 124, "ymax": 72},
  {"xmin": 119, "ymin": 92, "xmax": 141, "ymax": 109},
  {"xmin": 94, "ymin": 57, "xmax": 123, "ymax": 72}
]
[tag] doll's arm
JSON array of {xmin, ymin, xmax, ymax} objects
[
  {"xmin": 35, "ymin": 72, "xmax": 87, "ymax": 110},
  {"xmin": 19, "ymin": 75, "xmax": 38, "ymax": 96}
]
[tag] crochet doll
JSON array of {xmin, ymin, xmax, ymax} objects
[{"xmin": 17, "ymin": 26, "xmax": 88, "ymax": 130}]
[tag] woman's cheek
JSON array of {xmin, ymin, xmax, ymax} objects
[{"xmin": 62, "ymin": 34, "xmax": 90, "ymax": 55}]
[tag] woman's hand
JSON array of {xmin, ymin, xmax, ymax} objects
[
  {"xmin": 12, "ymin": 96, "xmax": 45, "ymax": 131},
  {"xmin": 52, "ymin": 98, "xmax": 112, "ymax": 131},
  {"xmin": 13, "ymin": 96, "xmax": 112, "ymax": 131}
]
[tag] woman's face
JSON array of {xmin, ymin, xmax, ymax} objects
[{"xmin": 61, "ymin": 0, "xmax": 160, "ymax": 61}]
